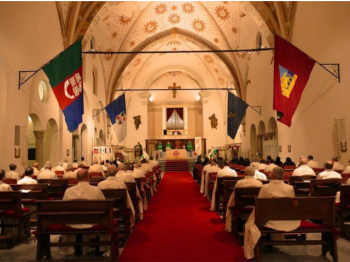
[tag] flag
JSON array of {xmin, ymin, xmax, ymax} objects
[
  {"xmin": 273, "ymin": 34, "xmax": 316, "ymax": 126},
  {"xmin": 105, "ymin": 93, "xmax": 127, "ymax": 142},
  {"xmin": 42, "ymin": 39, "xmax": 84, "ymax": 132},
  {"xmin": 227, "ymin": 91, "xmax": 248, "ymax": 140}
]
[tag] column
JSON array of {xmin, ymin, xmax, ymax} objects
[
  {"xmin": 162, "ymin": 106, "xmax": 167, "ymax": 136},
  {"xmin": 34, "ymin": 130, "xmax": 45, "ymax": 168},
  {"xmin": 72, "ymin": 135, "xmax": 80, "ymax": 160}
]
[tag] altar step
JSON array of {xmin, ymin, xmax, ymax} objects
[{"xmin": 165, "ymin": 160, "xmax": 189, "ymax": 171}]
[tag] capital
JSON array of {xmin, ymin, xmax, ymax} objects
[{"xmin": 34, "ymin": 130, "xmax": 45, "ymax": 139}]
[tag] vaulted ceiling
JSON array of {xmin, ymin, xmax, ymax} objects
[{"xmin": 56, "ymin": 1, "xmax": 297, "ymax": 104}]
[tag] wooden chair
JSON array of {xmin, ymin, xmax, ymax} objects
[
  {"xmin": 0, "ymin": 192, "xmax": 33, "ymax": 246},
  {"xmin": 232, "ymin": 187, "xmax": 261, "ymax": 239},
  {"xmin": 3, "ymin": 178, "xmax": 17, "ymax": 184},
  {"xmin": 289, "ymin": 175, "xmax": 315, "ymax": 196},
  {"xmin": 310, "ymin": 179, "xmax": 348, "ymax": 197},
  {"xmin": 35, "ymin": 200, "xmax": 118, "ymax": 261},
  {"xmin": 37, "ymin": 179, "xmax": 68, "ymax": 200},
  {"xmin": 254, "ymin": 197, "xmax": 337, "ymax": 262},
  {"xmin": 101, "ymin": 189, "xmax": 132, "ymax": 238}
]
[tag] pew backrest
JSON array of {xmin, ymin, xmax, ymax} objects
[
  {"xmin": 234, "ymin": 187, "xmax": 261, "ymax": 209},
  {"xmin": 255, "ymin": 197, "xmax": 335, "ymax": 229},
  {"xmin": 339, "ymin": 185, "xmax": 350, "ymax": 213},
  {"xmin": 217, "ymin": 176, "xmax": 243, "ymax": 198},
  {"xmin": 37, "ymin": 179, "xmax": 68, "ymax": 194},
  {"xmin": 0, "ymin": 191, "xmax": 22, "ymax": 213},
  {"xmin": 101, "ymin": 189, "xmax": 128, "ymax": 212},
  {"xmin": 310, "ymin": 178, "xmax": 348, "ymax": 197},
  {"xmin": 125, "ymin": 182, "xmax": 137, "ymax": 203},
  {"xmin": 10, "ymin": 184, "xmax": 49, "ymax": 200}
]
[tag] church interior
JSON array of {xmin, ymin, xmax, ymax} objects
[{"xmin": 1, "ymin": 1, "xmax": 350, "ymax": 261}]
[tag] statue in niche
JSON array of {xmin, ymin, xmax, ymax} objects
[
  {"xmin": 133, "ymin": 115, "xmax": 142, "ymax": 130},
  {"xmin": 134, "ymin": 142, "xmax": 143, "ymax": 160},
  {"xmin": 209, "ymin": 114, "xmax": 218, "ymax": 129}
]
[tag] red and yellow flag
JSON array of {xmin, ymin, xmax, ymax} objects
[{"xmin": 273, "ymin": 34, "xmax": 316, "ymax": 127}]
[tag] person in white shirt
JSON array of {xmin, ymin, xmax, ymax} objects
[
  {"xmin": 307, "ymin": 155, "xmax": 319, "ymax": 168},
  {"xmin": 116, "ymin": 163, "xmax": 136, "ymax": 183},
  {"xmin": 18, "ymin": 167, "xmax": 38, "ymax": 185},
  {"xmin": 225, "ymin": 167, "xmax": 263, "ymax": 232},
  {"xmin": 80, "ymin": 157, "xmax": 88, "ymax": 167},
  {"xmin": 5, "ymin": 164, "xmax": 21, "ymax": 182},
  {"xmin": 132, "ymin": 161, "xmax": 145, "ymax": 178},
  {"xmin": 72, "ymin": 159, "xmax": 79, "ymax": 168},
  {"xmin": 100, "ymin": 160, "xmax": 107, "ymax": 172},
  {"xmin": 204, "ymin": 161, "xmax": 221, "ymax": 196},
  {"xmin": 74, "ymin": 162, "xmax": 83, "ymax": 176},
  {"xmin": 343, "ymin": 160, "xmax": 350, "ymax": 174},
  {"xmin": 62, "ymin": 159, "xmax": 69, "ymax": 170},
  {"xmin": 88, "ymin": 160, "xmax": 104, "ymax": 176},
  {"xmin": 317, "ymin": 161, "xmax": 342, "ymax": 179},
  {"xmin": 251, "ymin": 162, "xmax": 267, "ymax": 180},
  {"xmin": 210, "ymin": 160, "xmax": 237, "ymax": 211},
  {"xmin": 53, "ymin": 162, "xmax": 66, "ymax": 174},
  {"xmin": 37, "ymin": 164, "xmax": 57, "ymax": 180},
  {"xmin": 0, "ymin": 169, "xmax": 13, "ymax": 191},
  {"xmin": 264, "ymin": 161, "xmax": 278, "ymax": 172},
  {"xmin": 332, "ymin": 157, "xmax": 344, "ymax": 171},
  {"xmin": 200, "ymin": 159, "xmax": 217, "ymax": 194},
  {"xmin": 60, "ymin": 169, "xmax": 107, "ymax": 256},
  {"xmin": 63, "ymin": 164, "xmax": 76, "ymax": 179},
  {"xmin": 40, "ymin": 161, "xmax": 51, "ymax": 172},
  {"xmin": 292, "ymin": 158, "xmax": 316, "ymax": 176},
  {"xmin": 296, "ymin": 155, "xmax": 305, "ymax": 167},
  {"xmin": 258, "ymin": 160, "xmax": 267, "ymax": 170},
  {"xmin": 32, "ymin": 162, "xmax": 40, "ymax": 177},
  {"xmin": 244, "ymin": 167, "xmax": 300, "ymax": 259}
]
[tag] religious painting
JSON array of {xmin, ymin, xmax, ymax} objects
[
  {"xmin": 209, "ymin": 114, "xmax": 218, "ymax": 129},
  {"xmin": 133, "ymin": 115, "xmax": 142, "ymax": 130}
]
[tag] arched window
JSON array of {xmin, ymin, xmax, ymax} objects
[
  {"xmin": 38, "ymin": 80, "xmax": 49, "ymax": 102},
  {"xmin": 92, "ymin": 68, "xmax": 98, "ymax": 96}
]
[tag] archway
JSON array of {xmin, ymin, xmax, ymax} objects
[
  {"xmin": 27, "ymin": 114, "xmax": 42, "ymax": 167},
  {"xmin": 43, "ymin": 118, "xmax": 59, "ymax": 167},
  {"xmin": 250, "ymin": 124, "xmax": 258, "ymax": 161},
  {"xmin": 81, "ymin": 124, "xmax": 88, "ymax": 163},
  {"xmin": 98, "ymin": 130, "xmax": 104, "ymax": 146},
  {"xmin": 266, "ymin": 117, "xmax": 279, "ymax": 160},
  {"xmin": 257, "ymin": 121, "xmax": 266, "ymax": 160}
]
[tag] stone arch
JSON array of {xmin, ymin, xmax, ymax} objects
[
  {"xmin": 267, "ymin": 117, "xmax": 278, "ymax": 140},
  {"xmin": 99, "ymin": 129, "xmax": 104, "ymax": 146},
  {"xmin": 257, "ymin": 120, "xmax": 266, "ymax": 159},
  {"xmin": 108, "ymin": 28, "xmax": 243, "ymax": 103},
  {"xmin": 43, "ymin": 118, "xmax": 59, "ymax": 167},
  {"xmin": 29, "ymin": 113, "xmax": 42, "ymax": 131}
]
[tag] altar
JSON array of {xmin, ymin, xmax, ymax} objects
[{"xmin": 165, "ymin": 149, "xmax": 187, "ymax": 159}]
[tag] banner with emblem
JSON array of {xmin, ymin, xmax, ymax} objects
[
  {"xmin": 273, "ymin": 34, "xmax": 316, "ymax": 127},
  {"xmin": 42, "ymin": 39, "xmax": 84, "ymax": 132},
  {"xmin": 105, "ymin": 93, "xmax": 127, "ymax": 142},
  {"xmin": 227, "ymin": 91, "xmax": 248, "ymax": 140}
]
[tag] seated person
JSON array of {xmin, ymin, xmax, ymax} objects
[
  {"xmin": 116, "ymin": 164, "xmax": 136, "ymax": 183},
  {"xmin": 62, "ymin": 159, "xmax": 69, "ymax": 170},
  {"xmin": 132, "ymin": 161, "xmax": 146, "ymax": 178},
  {"xmin": 73, "ymin": 162, "xmax": 83, "ymax": 176},
  {"xmin": 282, "ymin": 157, "xmax": 296, "ymax": 168},
  {"xmin": 18, "ymin": 167, "xmax": 38, "ymax": 184},
  {"xmin": 53, "ymin": 162, "xmax": 66, "ymax": 174},
  {"xmin": 0, "ymin": 169, "xmax": 13, "ymax": 191},
  {"xmin": 32, "ymin": 162, "xmax": 40, "ymax": 176},
  {"xmin": 204, "ymin": 160, "xmax": 221, "ymax": 197},
  {"xmin": 292, "ymin": 158, "xmax": 316, "ymax": 176},
  {"xmin": 210, "ymin": 160, "xmax": 237, "ymax": 211},
  {"xmin": 343, "ymin": 159, "xmax": 350, "ymax": 174},
  {"xmin": 5, "ymin": 163, "xmax": 21, "ymax": 182},
  {"xmin": 72, "ymin": 159, "xmax": 79, "ymax": 168},
  {"xmin": 307, "ymin": 155, "xmax": 319, "ymax": 168},
  {"xmin": 225, "ymin": 167, "xmax": 263, "ymax": 232},
  {"xmin": 88, "ymin": 160, "xmax": 104, "ymax": 177},
  {"xmin": 274, "ymin": 156, "xmax": 283, "ymax": 166},
  {"xmin": 317, "ymin": 161, "xmax": 342, "ymax": 179},
  {"xmin": 100, "ymin": 160, "xmax": 107, "ymax": 172},
  {"xmin": 40, "ymin": 161, "xmax": 50, "ymax": 172},
  {"xmin": 60, "ymin": 169, "xmax": 107, "ymax": 256},
  {"xmin": 244, "ymin": 167, "xmax": 300, "ymax": 259},
  {"xmin": 37, "ymin": 164, "xmax": 57, "ymax": 180},
  {"xmin": 63, "ymin": 164, "xmax": 76, "ymax": 179},
  {"xmin": 264, "ymin": 161, "xmax": 278, "ymax": 172},
  {"xmin": 250, "ymin": 162, "xmax": 267, "ymax": 180},
  {"xmin": 258, "ymin": 160, "xmax": 267, "ymax": 170},
  {"xmin": 332, "ymin": 157, "xmax": 344, "ymax": 171}
]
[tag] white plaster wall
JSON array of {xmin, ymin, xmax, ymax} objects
[{"xmin": 242, "ymin": 2, "xmax": 350, "ymax": 167}]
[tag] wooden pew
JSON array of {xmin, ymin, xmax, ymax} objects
[
  {"xmin": 37, "ymin": 179, "xmax": 68, "ymax": 200},
  {"xmin": 283, "ymin": 165, "xmax": 296, "ymax": 171},
  {"xmin": 232, "ymin": 187, "xmax": 261, "ymax": 240},
  {"xmin": 101, "ymin": 189, "xmax": 132, "ymax": 238},
  {"xmin": 125, "ymin": 182, "xmax": 139, "ymax": 220},
  {"xmin": 0, "ymin": 192, "xmax": 32, "ymax": 246},
  {"xmin": 222, "ymin": 179, "xmax": 242, "ymax": 219},
  {"xmin": 89, "ymin": 172, "xmax": 103, "ymax": 181},
  {"xmin": 341, "ymin": 173, "xmax": 350, "ymax": 179},
  {"xmin": 254, "ymin": 197, "xmax": 337, "ymax": 262},
  {"xmin": 289, "ymin": 175, "xmax": 315, "ymax": 197},
  {"xmin": 336, "ymin": 185, "xmax": 350, "ymax": 237},
  {"xmin": 54, "ymin": 171, "xmax": 64, "ymax": 179},
  {"xmin": 3, "ymin": 178, "xmax": 17, "ymax": 184},
  {"xmin": 313, "ymin": 168, "xmax": 325, "ymax": 175},
  {"xmin": 310, "ymin": 179, "xmax": 348, "ymax": 197},
  {"xmin": 207, "ymin": 172, "xmax": 218, "ymax": 198},
  {"xmin": 35, "ymin": 200, "xmax": 118, "ymax": 261},
  {"xmin": 216, "ymin": 177, "xmax": 243, "ymax": 213}
]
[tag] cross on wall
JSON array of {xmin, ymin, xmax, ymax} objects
[{"xmin": 168, "ymin": 82, "xmax": 181, "ymax": 98}]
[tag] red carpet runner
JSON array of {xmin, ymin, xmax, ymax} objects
[{"xmin": 119, "ymin": 172, "xmax": 247, "ymax": 261}]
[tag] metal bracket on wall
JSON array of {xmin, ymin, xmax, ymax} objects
[{"xmin": 250, "ymin": 106, "xmax": 262, "ymax": 116}]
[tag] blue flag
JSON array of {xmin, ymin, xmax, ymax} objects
[
  {"xmin": 227, "ymin": 91, "xmax": 248, "ymax": 140},
  {"xmin": 105, "ymin": 94, "xmax": 127, "ymax": 142}
]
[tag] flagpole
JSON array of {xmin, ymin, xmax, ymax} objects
[
  {"xmin": 18, "ymin": 37, "xmax": 84, "ymax": 89},
  {"xmin": 274, "ymin": 34, "xmax": 340, "ymax": 82}
]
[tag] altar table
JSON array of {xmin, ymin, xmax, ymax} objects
[{"xmin": 166, "ymin": 149, "xmax": 187, "ymax": 159}]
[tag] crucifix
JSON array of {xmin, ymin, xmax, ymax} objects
[{"xmin": 168, "ymin": 82, "xmax": 181, "ymax": 98}]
